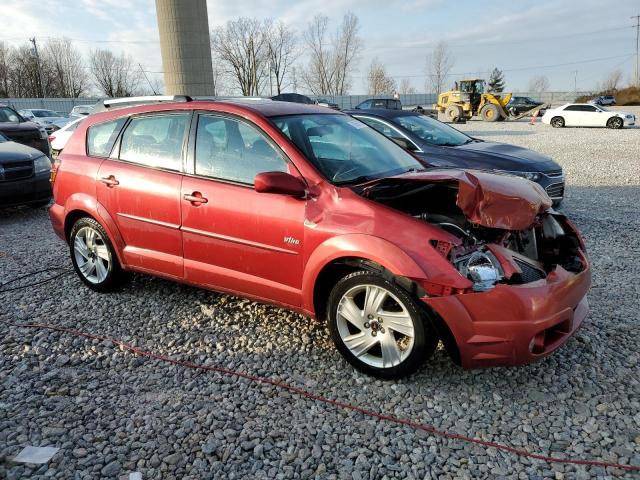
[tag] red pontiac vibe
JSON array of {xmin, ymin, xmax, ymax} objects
[{"xmin": 49, "ymin": 98, "xmax": 591, "ymax": 378}]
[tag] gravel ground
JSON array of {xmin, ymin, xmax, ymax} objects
[{"xmin": 1, "ymin": 114, "xmax": 639, "ymax": 479}]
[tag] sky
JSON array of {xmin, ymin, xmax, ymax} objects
[{"xmin": 1, "ymin": 0, "xmax": 638, "ymax": 95}]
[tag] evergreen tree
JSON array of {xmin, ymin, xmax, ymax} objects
[{"xmin": 487, "ymin": 67, "xmax": 505, "ymax": 93}]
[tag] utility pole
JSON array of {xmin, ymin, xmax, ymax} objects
[
  {"xmin": 632, "ymin": 15, "xmax": 640, "ymax": 87},
  {"xmin": 29, "ymin": 37, "xmax": 46, "ymax": 98},
  {"xmin": 572, "ymin": 70, "xmax": 578, "ymax": 92}
]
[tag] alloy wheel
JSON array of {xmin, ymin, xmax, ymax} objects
[
  {"xmin": 335, "ymin": 284, "xmax": 415, "ymax": 368},
  {"xmin": 73, "ymin": 225, "xmax": 111, "ymax": 284}
]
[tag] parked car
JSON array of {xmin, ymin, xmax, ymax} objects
[
  {"xmin": 315, "ymin": 98, "xmax": 340, "ymax": 110},
  {"xmin": 0, "ymin": 105, "xmax": 51, "ymax": 157},
  {"xmin": 506, "ymin": 96, "xmax": 545, "ymax": 116},
  {"xmin": 18, "ymin": 109, "xmax": 68, "ymax": 134},
  {"xmin": 70, "ymin": 104, "xmax": 95, "ymax": 117},
  {"xmin": 271, "ymin": 93, "xmax": 315, "ymax": 104},
  {"xmin": 49, "ymin": 117, "xmax": 84, "ymax": 158},
  {"xmin": 50, "ymin": 98, "xmax": 590, "ymax": 378},
  {"xmin": 349, "ymin": 109, "xmax": 565, "ymax": 205},
  {"xmin": 354, "ymin": 98, "xmax": 402, "ymax": 110},
  {"xmin": 542, "ymin": 103, "xmax": 635, "ymax": 129},
  {"xmin": 589, "ymin": 95, "xmax": 616, "ymax": 106},
  {"xmin": 0, "ymin": 132, "xmax": 52, "ymax": 208}
]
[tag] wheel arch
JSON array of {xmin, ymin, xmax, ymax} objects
[
  {"xmin": 62, "ymin": 194, "xmax": 127, "ymax": 267},
  {"xmin": 303, "ymin": 234, "xmax": 429, "ymax": 320}
]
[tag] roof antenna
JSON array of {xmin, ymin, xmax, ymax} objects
[{"xmin": 139, "ymin": 63, "xmax": 159, "ymax": 95}]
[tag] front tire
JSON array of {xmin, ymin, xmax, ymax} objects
[
  {"xmin": 607, "ymin": 117, "xmax": 623, "ymax": 129},
  {"xmin": 69, "ymin": 217, "xmax": 128, "ymax": 292},
  {"xmin": 327, "ymin": 271, "xmax": 438, "ymax": 379},
  {"xmin": 551, "ymin": 116, "xmax": 565, "ymax": 128},
  {"xmin": 480, "ymin": 104, "xmax": 501, "ymax": 122}
]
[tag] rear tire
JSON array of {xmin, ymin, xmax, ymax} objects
[
  {"xmin": 327, "ymin": 271, "xmax": 438, "ymax": 379},
  {"xmin": 551, "ymin": 116, "xmax": 565, "ymax": 128},
  {"xmin": 607, "ymin": 117, "xmax": 623, "ymax": 129},
  {"xmin": 445, "ymin": 105, "xmax": 463, "ymax": 122},
  {"xmin": 69, "ymin": 217, "xmax": 129, "ymax": 292},
  {"xmin": 480, "ymin": 104, "xmax": 500, "ymax": 122}
]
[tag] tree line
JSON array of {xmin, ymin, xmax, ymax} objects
[{"xmin": 0, "ymin": 38, "xmax": 154, "ymax": 98}]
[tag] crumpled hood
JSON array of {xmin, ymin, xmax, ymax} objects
[
  {"xmin": 364, "ymin": 169, "xmax": 552, "ymax": 230},
  {"xmin": 418, "ymin": 141, "xmax": 559, "ymax": 173}
]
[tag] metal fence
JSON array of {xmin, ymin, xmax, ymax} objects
[{"xmin": 1, "ymin": 91, "xmax": 590, "ymax": 114}]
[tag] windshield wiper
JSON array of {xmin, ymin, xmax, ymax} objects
[{"xmin": 334, "ymin": 175, "xmax": 375, "ymax": 186}]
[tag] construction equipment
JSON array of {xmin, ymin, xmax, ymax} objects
[{"xmin": 434, "ymin": 79, "xmax": 545, "ymax": 122}]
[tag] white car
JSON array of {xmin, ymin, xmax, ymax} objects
[
  {"xmin": 69, "ymin": 104, "xmax": 94, "ymax": 119},
  {"xmin": 18, "ymin": 108, "xmax": 68, "ymax": 133},
  {"xmin": 49, "ymin": 117, "xmax": 84, "ymax": 157},
  {"xmin": 541, "ymin": 103, "xmax": 635, "ymax": 129}
]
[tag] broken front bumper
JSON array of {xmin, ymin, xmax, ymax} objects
[{"xmin": 423, "ymin": 263, "xmax": 591, "ymax": 369}]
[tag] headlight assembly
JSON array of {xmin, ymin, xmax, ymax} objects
[
  {"xmin": 34, "ymin": 155, "xmax": 52, "ymax": 174},
  {"xmin": 512, "ymin": 171, "xmax": 541, "ymax": 182},
  {"xmin": 455, "ymin": 250, "xmax": 503, "ymax": 292}
]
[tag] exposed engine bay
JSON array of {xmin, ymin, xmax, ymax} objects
[{"xmin": 360, "ymin": 179, "xmax": 586, "ymax": 291}]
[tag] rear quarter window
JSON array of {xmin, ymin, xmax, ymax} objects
[{"xmin": 87, "ymin": 118, "xmax": 126, "ymax": 157}]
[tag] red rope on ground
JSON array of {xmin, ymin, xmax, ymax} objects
[{"xmin": 8, "ymin": 322, "xmax": 640, "ymax": 473}]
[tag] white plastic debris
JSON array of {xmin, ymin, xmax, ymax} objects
[
  {"xmin": 129, "ymin": 473, "xmax": 142, "ymax": 480},
  {"xmin": 13, "ymin": 446, "xmax": 59, "ymax": 464}
]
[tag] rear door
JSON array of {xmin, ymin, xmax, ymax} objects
[
  {"xmin": 180, "ymin": 112, "xmax": 305, "ymax": 306},
  {"xmin": 561, "ymin": 105, "xmax": 582, "ymax": 126},
  {"xmin": 96, "ymin": 111, "xmax": 191, "ymax": 278}
]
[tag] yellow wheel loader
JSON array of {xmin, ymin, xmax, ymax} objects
[{"xmin": 434, "ymin": 79, "xmax": 545, "ymax": 122}]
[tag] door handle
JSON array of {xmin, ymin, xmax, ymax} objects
[
  {"xmin": 99, "ymin": 175, "xmax": 119, "ymax": 187},
  {"xmin": 183, "ymin": 192, "xmax": 208, "ymax": 205}
]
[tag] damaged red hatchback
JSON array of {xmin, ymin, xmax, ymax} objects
[{"xmin": 49, "ymin": 98, "xmax": 590, "ymax": 378}]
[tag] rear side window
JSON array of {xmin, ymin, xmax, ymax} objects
[
  {"xmin": 87, "ymin": 118, "xmax": 126, "ymax": 157},
  {"xmin": 119, "ymin": 113, "xmax": 189, "ymax": 171}
]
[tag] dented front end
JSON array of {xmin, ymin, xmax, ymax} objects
[{"xmin": 362, "ymin": 169, "xmax": 591, "ymax": 368}]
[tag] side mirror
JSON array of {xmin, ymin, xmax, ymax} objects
[
  {"xmin": 391, "ymin": 137, "xmax": 418, "ymax": 152},
  {"xmin": 254, "ymin": 171, "xmax": 307, "ymax": 198}
]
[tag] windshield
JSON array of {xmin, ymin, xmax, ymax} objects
[
  {"xmin": 271, "ymin": 114, "xmax": 424, "ymax": 184},
  {"xmin": 395, "ymin": 114, "xmax": 471, "ymax": 147},
  {"xmin": 0, "ymin": 106, "xmax": 22, "ymax": 123},
  {"xmin": 33, "ymin": 110, "xmax": 59, "ymax": 118}
]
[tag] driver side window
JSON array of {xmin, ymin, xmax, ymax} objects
[
  {"xmin": 358, "ymin": 117, "xmax": 403, "ymax": 140},
  {"xmin": 195, "ymin": 115, "xmax": 288, "ymax": 185}
]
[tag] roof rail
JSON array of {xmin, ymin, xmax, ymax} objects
[{"xmin": 93, "ymin": 95, "xmax": 192, "ymax": 113}]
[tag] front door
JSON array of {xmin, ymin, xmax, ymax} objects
[
  {"xmin": 181, "ymin": 113, "xmax": 305, "ymax": 306},
  {"xmin": 96, "ymin": 111, "xmax": 191, "ymax": 278}
]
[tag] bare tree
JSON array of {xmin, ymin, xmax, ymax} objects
[
  {"xmin": 399, "ymin": 78, "xmax": 416, "ymax": 94},
  {"xmin": 527, "ymin": 75, "xmax": 550, "ymax": 94},
  {"xmin": 90, "ymin": 49, "xmax": 141, "ymax": 97},
  {"xmin": 210, "ymin": 55, "xmax": 226, "ymax": 96},
  {"xmin": 0, "ymin": 42, "xmax": 11, "ymax": 97},
  {"xmin": 426, "ymin": 41, "xmax": 454, "ymax": 94},
  {"xmin": 599, "ymin": 69, "xmax": 623, "ymax": 93},
  {"xmin": 8, "ymin": 44, "xmax": 43, "ymax": 98},
  {"xmin": 367, "ymin": 58, "xmax": 396, "ymax": 95},
  {"xmin": 43, "ymin": 38, "xmax": 88, "ymax": 97},
  {"xmin": 266, "ymin": 21, "xmax": 298, "ymax": 95},
  {"xmin": 211, "ymin": 18, "xmax": 270, "ymax": 96},
  {"xmin": 301, "ymin": 12, "xmax": 362, "ymax": 95},
  {"xmin": 334, "ymin": 12, "xmax": 362, "ymax": 95}
]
